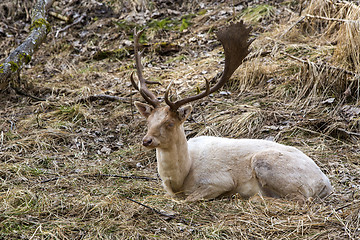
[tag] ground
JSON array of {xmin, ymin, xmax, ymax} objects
[{"xmin": 0, "ymin": 0, "xmax": 359, "ymax": 239}]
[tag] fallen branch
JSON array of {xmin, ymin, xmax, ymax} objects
[
  {"xmin": 0, "ymin": 0, "xmax": 55, "ymax": 90},
  {"xmin": 40, "ymin": 177, "xmax": 62, "ymax": 183},
  {"xmin": 95, "ymin": 174, "xmax": 157, "ymax": 181},
  {"xmin": 55, "ymin": 13, "xmax": 86, "ymax": 38},
  {"xmin": 125, "ymin": 197, "xmax": 176, "ymax": 220},
  {"xmin": 335, "ymin": 202, "xmax": 356, "ymax": 212},
  {"xmin": 10, "ymin": 72, "xmax": 46, "ymax": 101},
  {"xmin": 76, "ymin": 94, "xmax": 130, "ymax": 103},
  {"xmin": 11, "ymin": 85, "xmax": 46, "ymax": 101},
  {"xmin": 40, "ymin": 173, "xmax": 157, "ymax": 183}
]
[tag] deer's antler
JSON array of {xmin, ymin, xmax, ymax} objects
[
  {"xmin": 130, "ymin": 29, "xmax": 161, "ymax": 108},
  {"xmin": 164, "ymin": 21, "xmax": 253, "ymax": 111},
  {"xmin": 131, "ymin": 21, "xmax": 253, "ymax": 111}
]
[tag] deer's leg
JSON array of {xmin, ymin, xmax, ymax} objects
[
  {"xmin": 184, "ymin": 182, "xmax": 233, "ymax": 202},
  {"xmin": 251, "ymin": 150, "xmax": 309, "ymax": 201},
  {"xmin": 162, "ymin": 179, "xmax": 176, "ymax": 197},
  {"xmin": 185, "ymin": 185, "xmax": 221, "ymax": 202}
]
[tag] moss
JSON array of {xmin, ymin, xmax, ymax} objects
[
  {"xmin": 147, "ymin": 15, "xmax": 194, "ymax": 32},
  {"xmin": 113, "ymin": 20, "xmax": 139, "ymax": 32},
  {"xmin": 0, "ymin": 64, "xmax": 4, "ymax": 73},
  {"xmin": 198, "ymin": 9, "xmax": 207, "ymax": 15},
  {"xmin": 240, "ymin": 4, "xmax": 274, "ymax": 23},
  {"xmin": 93, "ymin": 48, "xmax": 131, "ymax": 61},
  {"xmin": 179, "ymin": 18, "xmax": 189, "ymax": 31},
  {"xmin": 19, "ymin": 53, "xmax": 32, "ymax": 64},
  {"xmin": 30, "ymin": 18, "xmax": 51, "ymax": 32},
  {"xmin": 9, "ymin": 61, "xmax": 19, "ymax": 72}
]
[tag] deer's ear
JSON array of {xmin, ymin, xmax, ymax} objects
[
  {"xmin": 134, "ymin": 101, "xmax": 154, "ymax": 118},
  {"xmin": 177, "ymin": 105, "xmax": 192, "ymax": 122}
]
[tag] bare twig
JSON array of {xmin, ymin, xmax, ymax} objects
[
  {"xmin": 55, "ymin": 13, "xmax": 86, "ymax": 37},
  {"xmin": 125, "ymin": 197, "xmax": 176, "ymax": 219},
  {"xmin": 335, "ymin": 202, "xmax": 357, "ymax": 212},
  {"xmin": 281, "ymin": 16, "xmax": 306, "ymax": 38},
  {"xmin": 77, "ymin": 94, "xmax": 130, "ymax": 103},
  {"xmin": 337, "ymin": 128, "xmax": 360, "ymax": 137},
  {"xmin": 11, "ymin": 73, "xmax": 46, "ymax": 101},
  {"xmin": 11, "ymin": 86, "xmax": 46, "ymax": 101},
  {"xmin": 95, "ymin": 174, "xmax": 157, "ymax": 181},
  {"xmin": 40, "ymin": 173, "xmax": 157, "ymax": 184},
  {"xmin": 40, "ymin": 177, "xmax": 62, "ymax": 183},
  {"xmin": 305, "ymin": 14, "xmax": 360, "ymax": 24}
]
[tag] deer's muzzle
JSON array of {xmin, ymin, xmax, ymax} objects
[{"xmin": 142, "ymin": 136, "xmax": 154, "ymax": 147}]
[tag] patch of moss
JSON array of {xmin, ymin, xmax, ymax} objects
[
  {"xmin": 30, "ymin": 18, "xmax": 51, "ymax": 32},
  {"xmin": 179, "ymin": 18, "xmax": 189, "ymax": 31},
  {"xmin": 148, "ymin": 18, "xmax": 173, "ymax": 30},
  {"xmin": 9, "ymin": 61, "xmax": 19, "ymax": 72},
  {"xmin": 93, "ymin": 48, "xmax": 131, "ymax": 61},
  {"xmin": 240, "ymin": 4, "xmax": 274, "ymax": 23},
  {"xmin": 19, "ymin": 53, "xmax": 32, "ymax": 64},
  {"xmin": 198, "ymin": 9, "xmax": 207, "ymax": 15},
  {"xmin": 113, "ymin": 20, "xmax": 139, "ymax": 33},
  {"xmin": 148, "ymin": 14, "xmax": 195, "ymax": 32},
  {"xmin": 0, "ymin": 64, "xmax": 4, "ymax": 73}
]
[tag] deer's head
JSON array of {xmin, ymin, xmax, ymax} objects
[{"xmin": 131, "ymin": 22, "xmax": 253, "ymax": 149}]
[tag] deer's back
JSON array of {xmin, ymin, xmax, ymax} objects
[
  {"xmin": 187, "ymin": 136, "xmax": 302, "ymax": 162},
  {"xmin": 185, "ymin": 136, "xmax": 331, "ymax": 199}
]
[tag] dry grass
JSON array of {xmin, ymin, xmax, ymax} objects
[{"xmin": 0, "ymin": 0, "xmax": 360, "ymax": 239}]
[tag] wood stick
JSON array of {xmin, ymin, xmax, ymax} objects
[
  {"xmin": 305, "ymin": 14, "xmax": 360, "ymax": 24},
  {"xmin": 40, "ymin": 174, "xmax": 157, "ymax": 183},
  {"xmin": 281, "ymin": 16, "xmax": 306, "ymax": 38},
  {"xmin": 77, "ymin": 94, "xmax": 130, "ymax": 103},
  {"xmin": 125, "ymin": 197, "xmax": 176, "ymax": 219}
]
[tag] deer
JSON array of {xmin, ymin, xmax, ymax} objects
[{"xmin": 130, "ymin": 21, "xmax": 333, "ymax": 202}]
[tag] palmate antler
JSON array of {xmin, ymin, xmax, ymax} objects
[{"xmin": 131, "ymin": 21, "xmax": 253, "ymax": 111}]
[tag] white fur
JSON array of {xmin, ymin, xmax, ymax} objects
[
  {"xmin": 182, "ymin": 136, "xmax": 332, "ymax": 201},
  {"xmin": 135, "ymin": 103, "xmax": 333, "ymax": 202}
]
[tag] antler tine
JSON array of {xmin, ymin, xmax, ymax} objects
[
  {"xmin": 166, "ymin": 21, "xmax": 253, "ymax": 111},
  {"xmin": 132, "ymin": 28, "xmax": 160, "ymax": 108},
  {"xmin": 164, "ymin": 80, "xmax": 176, "ymax": 110},
  {"xmin": 165, "ymin": 78, "xmax": 210, "ymax": 110}
]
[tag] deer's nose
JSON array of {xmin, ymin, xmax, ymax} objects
[{"xmin": 142, "ymin": 137, "xmax": 153, "ymax": 147}]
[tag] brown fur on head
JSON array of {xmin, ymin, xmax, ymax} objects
[{"xmin": 134, "ymin": 101, "xmax": 192, "ymax": 149}]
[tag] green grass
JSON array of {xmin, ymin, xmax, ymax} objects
[{"xmin": 240, "ymin": 4, "xmax": 274, "ymax": 23}]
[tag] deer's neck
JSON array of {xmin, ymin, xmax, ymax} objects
[{"xmin": 156, "ymin": 126, "xmax": 191, "ymax": 194}]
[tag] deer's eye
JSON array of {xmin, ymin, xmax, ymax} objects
[{"xmin": 165, "ymin": 121, "xmax": 174, "ymax": 129}]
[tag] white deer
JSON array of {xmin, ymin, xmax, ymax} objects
[{"xmin": 131, "ymin": 22, "xmax": 333, "ymax": 202}]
